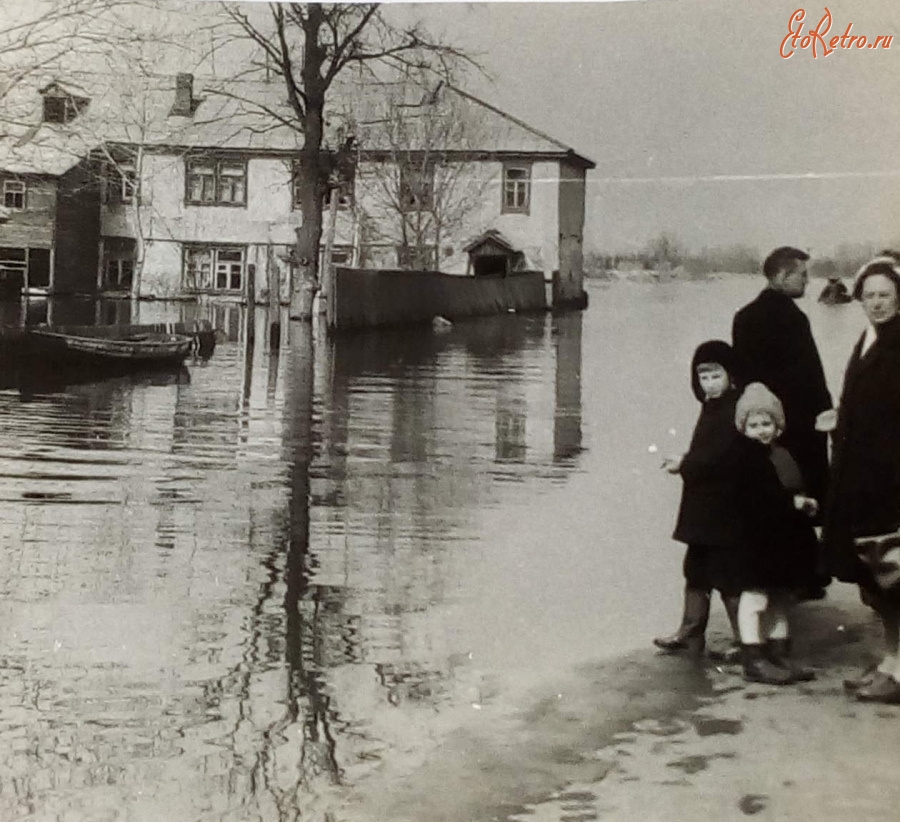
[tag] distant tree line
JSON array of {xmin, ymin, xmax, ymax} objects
[{"xmin": 586, "ymin": 234, "xmax": 900, "ymax": 279}]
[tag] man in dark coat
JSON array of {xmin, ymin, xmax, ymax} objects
[
  {"xmin": 733, "ymin": 247, "xmax": 833, "ymax": 595},
  {"xmin": 732, "ymin": 246, "xmax": 832, "ymax": 507}
]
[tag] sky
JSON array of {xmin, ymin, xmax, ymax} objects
[
  {"xmin": 5, "ymin": 0, "xmax": 899, "ymax": 257},
  {"xmin": 391, "ymin": 0, "xmax": 900, "ymax": 257}
]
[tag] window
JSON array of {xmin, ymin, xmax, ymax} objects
[
  {"xmin": 319, "ymin": 245, "xmax": 353, "ymax": 270},
  {"xmin": 106, "ymin": 259, "xmax": 134, "ymax": 289},
  {"xmin": 106, "ymin": 164, "xmax": 136, "ymax": 205},
  {"xmin": 42, "ymin": 95, "xmax": 87, "ymax": 124},
  {"xmin": 396, "ymin": 244, "xmax": 437, "ymax": 270},
  {"xmin": 217, "ymin": 161, "xmax": 246, "ymax": 204},
  {"xmin": 331, "ymin": 247, "xmax": 353, "ymax": 265},
  {"xmin": 183, "ymin": 245, "xmax": 245, "ymax": 292},
  {"xmin": 0, "ymin": 247, "xmax": 27, "ymax": 278},
  {"xmin": 186, "ymin": 157, "xmax": 246, "ymax": 206},
  {"xmin": 0, "ymin": 247, "xmax": 48, "ymax": 291},
  {"xmin": 102, "ymin": 238, "xmax": 136, "ymax": 290},
  {"xmin": 399, "ymin": 161, "xmax": 434, "ymax": 212},
  {"xmin": 502, "ymin": 164, "xmax": 531, "ymax": 214},
  {"xmin": 3, "ymin": 180, "xmax": 25, "ymax": 209}
]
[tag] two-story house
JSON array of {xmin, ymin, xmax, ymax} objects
[{"xmin": 0, "ymin": 74, "xmax": 594, "ymax": 306}]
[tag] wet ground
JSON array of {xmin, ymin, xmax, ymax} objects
[{"xmin": 0, "ymin": 278, "xmax": 895, "ymax": 821}]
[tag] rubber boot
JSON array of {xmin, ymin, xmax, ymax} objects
[
  {"xmin": 742, "ymin": 644, "xmax": 795, "ymax": 685},
  {"xmin": 767, "ymin": 638, "xmax": 815, "ymax": 682},
  {"xmin": 654, "ymin": 588, "xmax": 710, "ymax": 655}
]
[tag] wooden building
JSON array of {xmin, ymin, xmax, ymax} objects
[{"xmin": 0, "ymin": 75, "xmax": 594, "ymax": 306}]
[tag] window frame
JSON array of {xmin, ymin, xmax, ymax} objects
[
  {"xmin": 183, "ymin": 244, "xmax": 246, "ymax": 293},
  {"xmin": 501, "ymin": 163, "xmax": 531, "ymax": 215},
  {"xmin": 42, "ymin": 94, "xmax": 87, "ymax": 124},
  {"xmin": 3, "ymin": 179, "xmax": 26, "ymax": 210},
  {"xmin": 105, "ymin": 163, "xmax": 136, "ymax": 205},
  {"xmin": 185, "ymin": 155, "xmax": 247, "ymax": 207},
  {"xmin": 101, "ymin": 237, "xmax": 136, "ymax": 290}
]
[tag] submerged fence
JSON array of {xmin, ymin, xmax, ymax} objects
[{"xmin": 329, "ymin": 267, "xmax": 547, "ymax": 331}]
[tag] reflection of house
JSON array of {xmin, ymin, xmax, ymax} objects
[{"xmin": 0, "ymin": 75, "xmax": 593, "ymax": 305}]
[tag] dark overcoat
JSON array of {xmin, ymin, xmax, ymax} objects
[
  {"xmin": 824, "ymin": 315, "xmax": 900, "ymax": 590},
  {"xmin": 672, "ymin": 390, "xmax": 744, "ymax": 549},
  {"xmin": 735, "ymin": 440, "xmax": 819, "ymax": 590},
  {"xmin": 732, "ymin": 288, "xmax": 832, "ymax": 502}
]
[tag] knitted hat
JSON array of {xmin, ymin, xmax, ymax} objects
[
  {"xmin": 735, "ymin": 382, "xmax": 785, "ymax": 433},
  {"xmin": 851, "ymin": 257, "xmax": 900, "ymax": 300},
  {"xmin": 689, "ymin": 339, "xmax": 742, "ymax": 401}
]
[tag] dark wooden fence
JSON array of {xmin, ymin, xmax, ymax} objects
[{"xmin": 329, "ymin": 267, "xmax": 547, "ymax": 331}]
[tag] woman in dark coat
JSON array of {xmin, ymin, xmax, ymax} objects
[{"xmin": 823, "ymin": 258, "xmax": 900, "ymax": 703}]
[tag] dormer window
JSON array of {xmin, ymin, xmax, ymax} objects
[{"xmin": 40, "ymin": 83, "xmax": 89, "ymax": 124}]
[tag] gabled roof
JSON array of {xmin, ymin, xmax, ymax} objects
[
  {"xmin": 0, "ymin": 127, "xmax": 86, "ymax": 176},
  {"xmin": 0, "ymin": 73, "xmax": 594, "ymax": 175},
  {"xmin": 463, "ymin": 229, "xmax": 518, "ymax": 254},
  {"xmin": 336, "ymin": 80, "xmax": 595, "ymax": 168},
  {"xmin": 38, "ymin": 80, "xmax": 91, "ymax": 99},
  {"xmin": 447, "ymin": 86, "xmax": 594, "ymax": 168}
]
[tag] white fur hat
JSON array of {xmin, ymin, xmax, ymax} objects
[{"xmin": 735, "ymin": 382, "xmax": 785, "ymax": 433}]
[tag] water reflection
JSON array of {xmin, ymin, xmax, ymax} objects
[{"xmin": 0, "ymin": 298, "xmax": 585, "ymax": 819}]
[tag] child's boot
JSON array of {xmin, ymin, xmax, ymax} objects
[
  {"xmin": 654, "ymin": 587, "xmax": 710, "ymax": 655},
  {"xmin": 742, "ymin": 644, "xmax": 795, "ymax": 685},
  {"xmin": 766, "ymin": 638, "xmax": 815, "ymax": 682}
]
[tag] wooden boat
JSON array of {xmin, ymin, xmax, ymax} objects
[{"xmin": 23, "ymin": 329, "xmax": 194, "ymax": 368}]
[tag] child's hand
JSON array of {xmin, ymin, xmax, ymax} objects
[
  {"xmin": 794, "ymin": 495, "xmax": 819, "ymax": 517},
  {"xmin": 815, "ymin": 409, "xmax": 837, "ymax": 433},
  {"xmin": 662, "ymin": 454, "xmax": 684, "ymax": 474}
]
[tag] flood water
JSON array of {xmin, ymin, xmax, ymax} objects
[{"xmin": 0, "ymin": 279, "xmax": 870, "ymax": 821}]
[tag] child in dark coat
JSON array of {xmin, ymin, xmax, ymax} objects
[
  {"xmin": 733, "ymin": 382, "xmax": 820, "ymax": 685},
  {"xmin": 654, "ymin": 340, "xmax": 745, "ymax": 658}
]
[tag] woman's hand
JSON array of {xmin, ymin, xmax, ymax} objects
[
  {"xmin": 815, "ymin": 409, "xmax": 838, "ymax": 433},
  {"xmin": 662, "ymin": 454, "xmax": 684, "ymax": 474}
]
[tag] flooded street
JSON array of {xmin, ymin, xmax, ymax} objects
[{"xmin": 0, "ymin": 279, "xmax": 872, "ymax": 821}]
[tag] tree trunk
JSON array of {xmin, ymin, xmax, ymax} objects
[{"xmin": 290, "ymin": 7, "xmax": 328, "ymax": 321}]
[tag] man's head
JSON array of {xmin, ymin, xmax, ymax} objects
[{"xmin": 763, "ymin": 246, "xmax": 810, "ymax": 299}]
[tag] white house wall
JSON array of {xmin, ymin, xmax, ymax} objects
[
  {"xmin": 102, "ymin": 154, "xmax": 355, "ymax": 298},
  {"xmin": 98, "ymin": 151, "xmax": 577, "ymax": 297},
  {"xmin": 355, "ymin": 159, "xmax": 562, "ymax": 277}
]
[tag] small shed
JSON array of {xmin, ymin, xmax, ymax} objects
[{"xmin": 464, "ymin": 229, "xmax": 525, "ymax": 277}]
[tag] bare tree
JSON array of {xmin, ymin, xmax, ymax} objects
[
  {"xmin": 348, "ymin": 76, "xmax": 491, "ymax": 272},
  {"xmin": 215, "ymin": 2, "xmax": 476, "ymax": 318}
]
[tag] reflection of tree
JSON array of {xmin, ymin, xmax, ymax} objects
[{"xmin": 271, "ymin": 321, "xmax": 342, "ymax": 803}]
